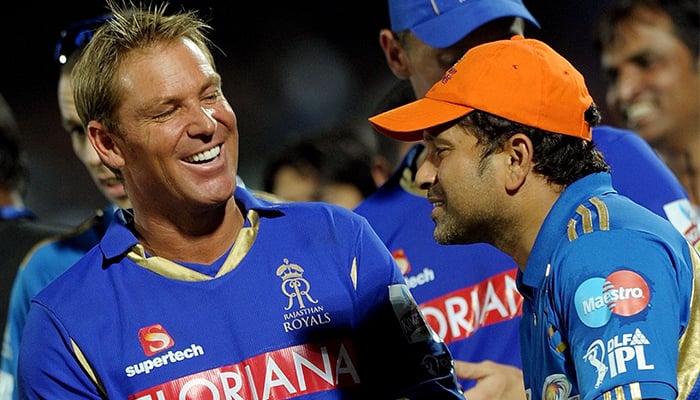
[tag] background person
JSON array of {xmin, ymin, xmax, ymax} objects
[
  {"xmin": 369, "ymin": 34, "xmax": 700, "ymax": 400},
  {"xmin": 0, "ymin": 93, "xmax": 68, "ymax": 347},
  {"xmin": 0, "ymin": 14, "xmax": 132, "ymax": 400},
  {"xmin": 16, "ymin": 3, "xmax": 464, "ymax": 398},
  {"xmin": 262, "ymin": 127, "xmax": 384, "ymax": 209},
  {"xmin": 593, "ymin": 0, "xmax": 700, "ymax": 206}
]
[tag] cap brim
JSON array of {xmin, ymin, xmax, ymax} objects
[
  {"xmin": 412, "ymin": 0, "xmax": 540, "ymax": 48},
  {"xmin": 369, "ymin": 98, "xmax": 473, "ymax": 141}
]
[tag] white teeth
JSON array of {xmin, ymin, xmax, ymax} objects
[
  {"xmin": 185, "ymin": 145, "xmax": 220, "ymax": 163},
  {"xmin": 625, "ymin": 102, "xmax": 654, "ymax": 124}
]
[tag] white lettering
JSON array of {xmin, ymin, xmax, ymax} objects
[
  {"xmin": 404, "ymin": 268, "xmax": 435, "ymax": 288},
  {"xmin": 583, "ymin": 287, "xmax": 644, "ymax": 315},
  {"xmin": 605, "ymin": 331, "xmax": 655, "ymax": 379},
  {"xmin": 294, "ymin": 346, "xmax": 333, "ymax": 390},
  {"xmin": 262, "ymin": 358, "xmax": 296, "ymax": 399},
  {"xmin": 444, "ymin": 297, "xmax": 474, "ymax": 339},
  {"xmin": 282, "ymin": 312, "xmax": 332, "ymax": 332},
  {"xmin": 220, "ymin": 371, "xmax": 246, "ymax": 400},
  {"xmin": 125, "ymin": 344, "xmax": 205, "ymax": 377},
  {"xmin": 420, "ymin": 273, "xmax": 520, "ymax": 341},
  {"xmin": 479, "ymin": 281, "xmax": 509, "ymax": 324}
]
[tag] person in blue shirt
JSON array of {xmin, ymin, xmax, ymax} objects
[
  {"xmin": 0, "ymin": 15, "xmax": 131, "ymax": 400},
  {"xmin": 16, "ymin": 3, "xmax": 463, "ymax": 399},
  {"xmin": 355, "ymin": 0, "xmax": 699, "ymax": 397},
  {"xmin": 369, "ymin": 34, "xmax": 699, "ymax": 400},
  {"xmin": 0, "ymin": 92, "xmax": 68, "ymax": 346}
]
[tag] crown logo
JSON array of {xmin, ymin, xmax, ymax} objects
[
  {"xmin": 277, "ymin": 258, "xmax": 317, "ymax": 310},
  {"xmin": 276, "ymin": 258, "xmax": 304, "ymax": 281}
]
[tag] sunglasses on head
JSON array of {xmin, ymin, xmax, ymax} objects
[{"xmin": 54, "ymin": 14, "xmax": 114, "ymax": 65}]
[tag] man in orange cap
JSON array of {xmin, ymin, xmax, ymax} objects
[
  {"xmin": 370, "ymin": 35, "xmax": 700, "ymax": 400},
  {"xmin": 357, "ymin": 3, "xmax": 698, "ymax": 398}
]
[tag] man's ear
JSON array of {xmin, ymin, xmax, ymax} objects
[
  {"xmin": 503, "ymin": 133, "xmax": 533, "ymax": 193},
  {"xmin": 379, "ymin": 29, "xmax": 411, "ymax": 79},
  {"xmin": 87, "ymin": 121, "xmax": 125, "ymax": 171},
  {"xmin": 370, "ymin": 155, "xmax": 393, "ymax": 187}
]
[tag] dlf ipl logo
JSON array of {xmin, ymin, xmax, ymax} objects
[
  {"xmin": 574, "ymin": 270, "xmax": 650, "ymax": 327},
  {"xmin": 138, "ymin": 324, "xmax": 175, "ymax": 356}
]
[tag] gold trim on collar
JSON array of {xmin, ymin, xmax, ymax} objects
[{"xmin": 126, "ymin": 209, "xmax": 260, "ymax": 281}]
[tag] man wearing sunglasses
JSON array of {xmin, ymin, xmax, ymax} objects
[{"xmin": 0, "ymin": 15, "xmax": 130, "ymax": 400}]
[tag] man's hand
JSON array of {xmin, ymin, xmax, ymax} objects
[{"xmin": 454, "ymin": 360, "xmax": 526, "ymax": 400}]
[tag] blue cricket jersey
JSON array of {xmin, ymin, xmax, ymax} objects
[
  {"xmin": 353, "ymin": 125, "xmax": 699, "ymax": 393},
  {"xmin": 1, "ymin": 206, "xmax": 115, "ymax": 400},
  {"xmin": 518, "ymin": 172, "xmax": 699, "ymax": 400},
  {"xmin": 17, "ymin": 187, "xmax": 464, "ymax": 399}
]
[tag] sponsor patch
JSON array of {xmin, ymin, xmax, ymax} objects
[
  {"xmin": 582, "ymin": 328, "xmax": 655, "ymax": 388},
  {"xmin": 574, "ymin": 270, "xmax": 650, "ymax": 327},
  {"xmin": 138, "ymin": 324, "xmax": 175, "ymax": 356},
  {"xmin": 276, "ymin": 258, "xmax": 332, "ymax": 332}
]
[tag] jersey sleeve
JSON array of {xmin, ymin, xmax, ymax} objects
[
  {"xmin": 352, "ymin": 216, "xmax": 464, "ymax": 399},
  {"xmin": 554, "ymin": 230, "xmax": 682, "ymax": 400},
  {"xmin": 2, "ymin": 240, "xmax": 66, "ymax": 400},
  {"xmin": 17, "ymin": 301, "xmax": 103, "ymax": 399}
]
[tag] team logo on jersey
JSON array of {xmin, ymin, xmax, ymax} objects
[
  {"xmin": 392, "ymin": 249, "xmax": 436, "ymax": 289},
  {"xmin": 138, "ymin": 324, "xmax": 175, "ymax": 356},
  {"xmin": 583, "ymin": 328, "xmax": 655, "ymax": 387},
  {"xmin": 541, "ymin": 374, "xmax": 576, "ymax": 400},
  {"xmin": 574, "ymin": 270, "xmax": 650, "ymax": 327},
  {"xmin": 392, "ymin": 248, "xmax": 411, "ymax": 275},
  {"xmin": 277, "ymin": 258, "xmax": 331, "ymax": 332}
]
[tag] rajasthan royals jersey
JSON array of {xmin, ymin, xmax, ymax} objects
[
  {"xmin": 353, "ymin": 125, "xmax": 699, "ymax": 392},
  {"xmin": 518, "ymin": 172, "xmax": 699, "ymax": 400},
  {"xmin": 18, "ymin": 188, "xmax": 463, "ymax": 399}
]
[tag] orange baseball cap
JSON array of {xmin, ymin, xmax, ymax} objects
[{"xmin": 369, "ymin": 35, "xmax": 594, "ymax": 142}]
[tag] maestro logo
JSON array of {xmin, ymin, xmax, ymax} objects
[{"xmin": 574, "ymin": 270, "xmax": 650, "ymax": 328}]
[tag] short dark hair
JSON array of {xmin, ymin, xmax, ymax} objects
[
  {"xmin": 593, "ymin": 0, "xmax": 699, "ymax": 61},
  {"xmin": 263, "ymin": 128, "xmax": 378, "ymax": 199},
  {"xmin": 460, "ymin": 105, "xmax": 609, "ymax": 186}
]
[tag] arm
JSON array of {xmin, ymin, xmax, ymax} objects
[
  {"xmin": 455, "ymin": 360, "xmax": 526, "ymax": 400},
  {"xmin": 353, "ymin": 215, "xmax": 464, "ymax": 399},
  {"xmin": 18, "ymin": 301, "xmax": 102, "ymax": 399},
  {"xmin": 559, "ymin": 231, "xmax": 683, "ymax": 399}
]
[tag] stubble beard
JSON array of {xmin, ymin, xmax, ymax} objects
[{"xmin": 432, "ymin": 205, "xmax": 493, "ymax": 246}]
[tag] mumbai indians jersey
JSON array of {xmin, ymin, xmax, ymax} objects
[
  {"xmin": 353, "ymin": 125, "xmax": 699, "ymax": 393},
  {"xmin": 17, "ymin": 188, "xmax": 463, "ymax": 399},
  {"xmin": 518, "ymin": 172, "xmax": 700, "ymax": 400}
]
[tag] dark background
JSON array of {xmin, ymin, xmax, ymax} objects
[{"xmin": 1, "ymin": 1, "xmax": 614, "ymax": 226}]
